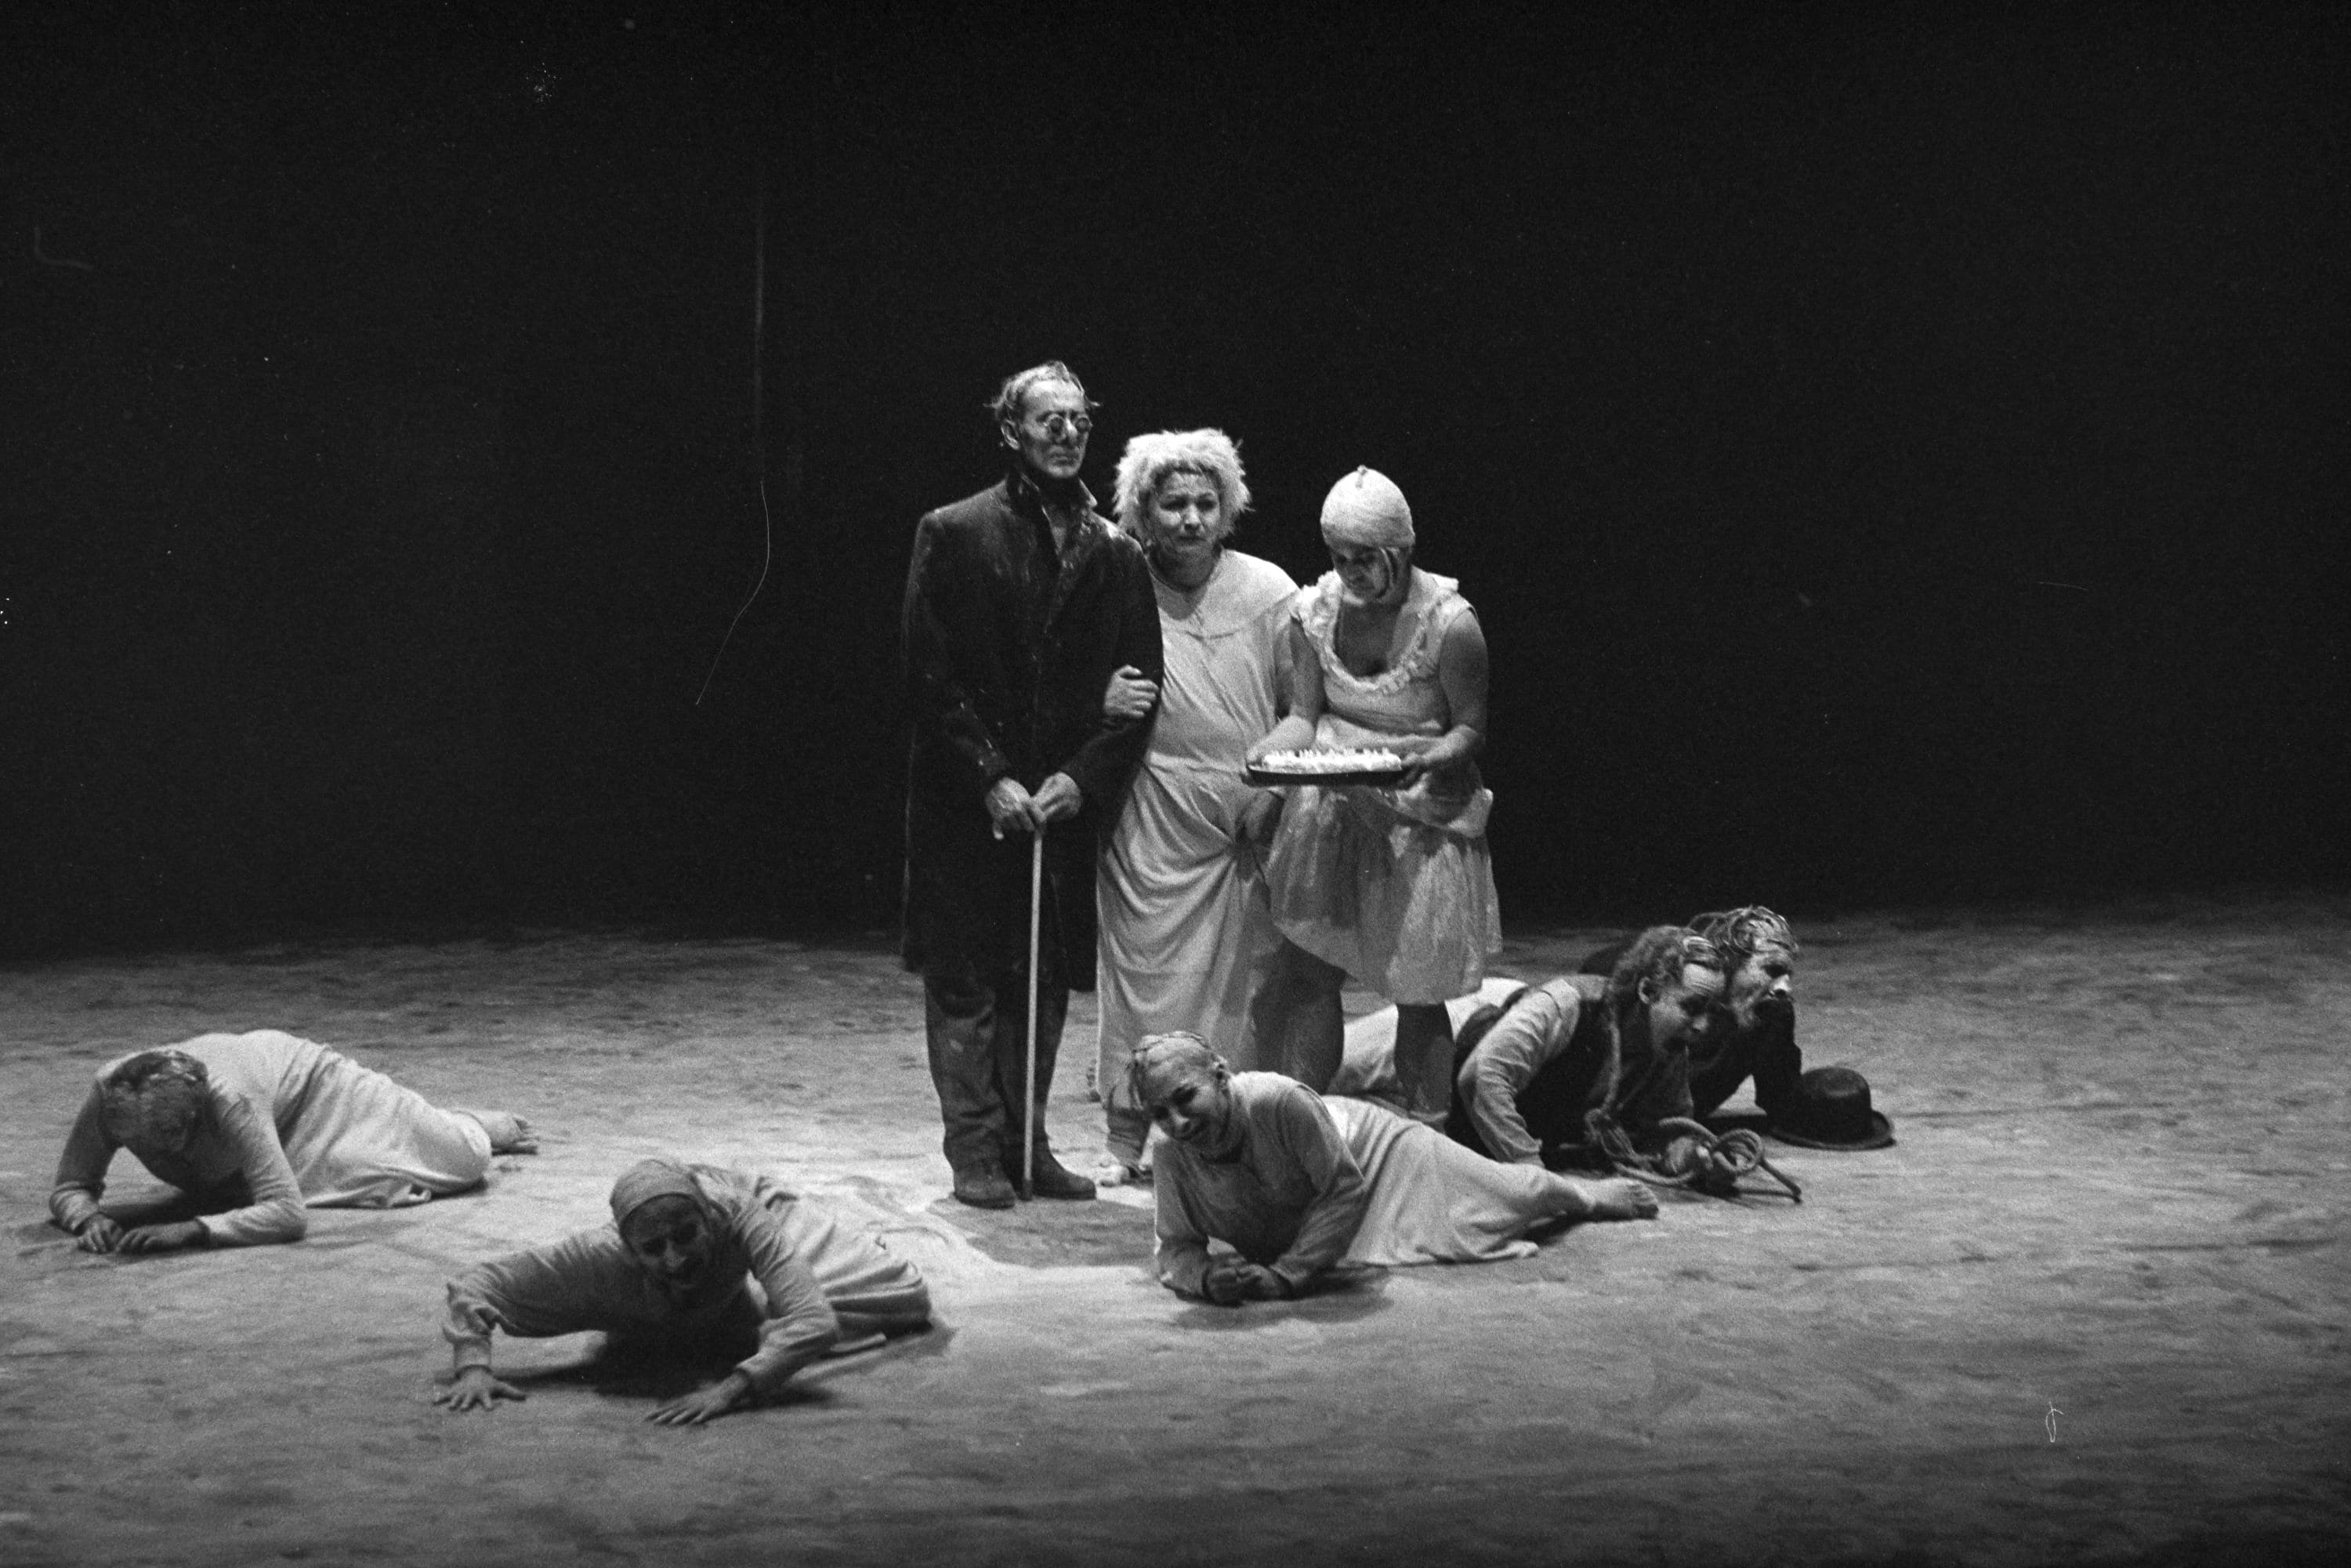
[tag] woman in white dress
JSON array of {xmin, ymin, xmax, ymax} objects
[
  {"xmin": 49, "ymin": 1030, "xmax": 535, "ymax": 1251},
  {"xmin": 1252, "ymin": 466, "xmax": 1502, "ymax": 1124},
  {"xmin": 1126, "ymin": 1033, "xmax": 1654, "ymax": 1305},
  {"xmin": 1093, "ymin": 429, "xmax": 1298, "ymax": 1182}
]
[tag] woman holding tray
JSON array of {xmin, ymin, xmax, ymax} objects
[
  {"xmin": 1248, "ymin": 466, "xmax": 1500, "ymax": 1125},
  {"xmin": 1092, "ymin": 429, "xmax": 1299, "ymax": 1183}
]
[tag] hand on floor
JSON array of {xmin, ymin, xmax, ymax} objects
[
  {"xmin": 1203, "ymin": 1260, "xmax": 1290, "ymax": 1305},
  {"xmin": 647, "ymin": 1372, "xmax": 751, "ymax": 1426},
  {"xmin": 74, "ymin": 1216, "xmax": 124, "ymax": 1253},
  {"xmin": 435, "ymin": 1368, "xmax": 527, "ymax": 1413},
  {"xmin": 117, "ymin": 1220, "xmax": 208, "ymax": 1253}
]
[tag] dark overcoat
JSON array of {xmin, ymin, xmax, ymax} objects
[{"xmin": 900, "ymin": 473, "xmax": 1161, "ymax": 987}]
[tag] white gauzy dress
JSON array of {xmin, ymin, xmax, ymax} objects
[
  {"xmin": 1265, "ymin": 567, "xmax": 1502, "ymax": 1003},
  {"xmin": 1096, "ymin": 549, "xmax": 1296, "ymax": 1160},
  {"xmin": 49, "ymin": 1030, "xmax": 497, "ymax": 1246}
]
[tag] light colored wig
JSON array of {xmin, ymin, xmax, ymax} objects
[{"xmin": 1114, "ymin": 429, "xmax": 1252, "ymax": 540}]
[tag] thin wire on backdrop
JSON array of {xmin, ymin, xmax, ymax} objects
[{"xmin": 695, "ymin": 168, "xmax": 774, "ymax": 708}]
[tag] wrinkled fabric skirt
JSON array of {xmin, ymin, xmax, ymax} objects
[
  {"xmin": 276, "ymin": 1044, "xmax": 493, "ymax": 1208},
  {"xmin": 751, "ymin": 1177, "xmax": 934, "ymax": 1342},
  {"xmin": 1266, "ymin": 784, "xmax": 1501, "ymax": 1004},
  {"xmin": 1096, "ymin": 758, "xmax": 1285, "ymax": 1160},
  {"xmin": 1330, "ymin": 1095, "xmax": 1579, "ymax": 1267}
]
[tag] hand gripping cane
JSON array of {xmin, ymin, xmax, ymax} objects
[{"xmin": 1022, "ymin": 824, "xmax": 1045, "ymax": 1200}]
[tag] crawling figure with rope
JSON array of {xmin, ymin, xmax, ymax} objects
[{"xmin": 1333, "ymin": 926, "xmax": 1804, "ymax": 1201}]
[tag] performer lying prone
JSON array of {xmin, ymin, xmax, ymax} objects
[
  {"xmin": 437, "ymin": 1158, "xmax": 933, "ymax": 1425},
  {"xmin": 1125, "ymin": 1032, "xmax": 1655, "ymax": 1306},
  {"xmin": 50, "ymin": 1030, "xmax": 536, "ymax": 1252}
]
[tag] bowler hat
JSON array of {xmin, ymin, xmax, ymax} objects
[{"xmin": 1767, "ymin": 1066, "xmax": 1895, "ymax": 1150}]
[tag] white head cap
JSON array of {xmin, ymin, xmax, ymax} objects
[{"xmin": 1319, "ymin": 466, "xmax": 1414, "ymax": 549}]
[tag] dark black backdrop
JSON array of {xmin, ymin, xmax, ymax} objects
[{"xmin": 5, "ymin": 2, "xmax": 2345, "ymax": 956}]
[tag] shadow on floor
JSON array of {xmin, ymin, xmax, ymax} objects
[{"xmin": 925, "ymin": 1195, "xmax": 1155, "ymax": 1268}]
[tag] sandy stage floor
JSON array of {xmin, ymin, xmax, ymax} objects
[{"xmin": 3, "ymin": 900, "xmax": 2347, "ymax": 1566}]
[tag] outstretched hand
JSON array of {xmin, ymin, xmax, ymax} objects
[
  {"xmin": 436, "ymin": 1367, "xmax": 527, "ymax": 1414},
  {"xmin": 647, "ymin": 1372, "xmax": 752, "ymax": 1427}
]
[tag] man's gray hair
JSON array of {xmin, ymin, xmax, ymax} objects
[
  {"xmin": 989, "ymin": 360, "xmax": 1093, "ymax": 427},
  {"xmin": 1114, "ymin": 429, "xmax": 1252, "ymax": 538}
]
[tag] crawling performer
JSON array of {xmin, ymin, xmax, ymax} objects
[
  {"xmin": 1126, "ymin": 1032, "xmax": 1655, "ymax": 1307},
  {"xmin": 437, "ymin": 1158, "xmax": 933, "ymax": 1425},
  {"xmin": 50, "ymin": 1030, "xmax": 537, "ymax": 1252},
  {"xmin": 1335, "ymin": 926, "xmax": 1729, "ymax": 1167},
  {"xmin": 1579, "ymin": 907, "xmax": 1893, "ymax": 1150}
]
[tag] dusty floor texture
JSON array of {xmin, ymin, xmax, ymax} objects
[{"xmin": 2, "ymin": 897, "xmax": 2347, "ymax": 1567}]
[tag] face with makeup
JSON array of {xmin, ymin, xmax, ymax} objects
[
  {"xmin": 1002, "ymin": 378, "xmax": 1092, "ymax": 485},
  {"xmin": 1639, "ymin": 961, "xmax": 1726, "ymax": 1052},
  {"xmin": 1140, "ymin": 1056, "xmax": 1236, "ymax": 1151},
  {"xmin": 1145, "ymin": 469, "xmax": 1227, "ymax": 585},
  {"xmin": 621, "ymin": 1194, "xmax": 719, "ymax": 1301},
  {"xmin": 1721, "ymin": 943, "xmax": 1796, "ymax": 1033},
  {"xmin": 1328, "ymin": 541, "xmax": 1404, "ymax": 606}
]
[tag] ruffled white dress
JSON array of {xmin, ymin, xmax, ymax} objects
[{"xmin": 1264, "ymin": 568, "xmax": 1502, "ymax": 1003}]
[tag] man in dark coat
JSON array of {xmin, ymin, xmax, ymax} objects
[{"xmin": 901, "ymin": 361, "xmax": 1162, "ymax": 1209}]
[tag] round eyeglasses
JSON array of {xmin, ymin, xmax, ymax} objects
[{"xmin": 1028, "ymin": 412, "xmax": 1093, "ymax": 442}]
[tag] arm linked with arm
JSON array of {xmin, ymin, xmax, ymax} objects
[{"xmin": 1060, "ymin": 548, "xmax": 1165, "ymax": 806}]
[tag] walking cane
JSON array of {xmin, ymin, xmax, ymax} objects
[{"xmin": 1022, "ymin": 822, "xmax": 1045, "ymax": 1200}]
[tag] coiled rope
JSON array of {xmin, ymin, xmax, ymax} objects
[{"xmin": 1596, "ymin": 1117, "xmax": 1803, "ymax": 1203}]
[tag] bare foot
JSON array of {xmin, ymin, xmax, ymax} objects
[{"xmin": 1574, "ymin": 1176, "xmax": 1660, "ymax": 1222}]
